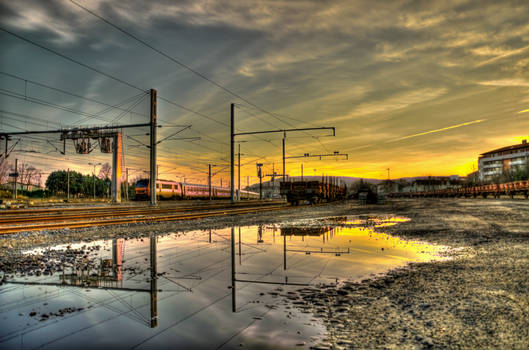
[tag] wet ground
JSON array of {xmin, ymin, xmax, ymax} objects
[
  {"xmin": 1, "ymin": 199, "xmax": 528, "ymax": 349},
  {"xmin": 0, "ymin": 217, "xmax": 447, "ymax": 349}
]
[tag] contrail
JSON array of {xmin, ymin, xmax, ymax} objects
[{"xmin": 388, "ymin": 119, "xmax": 486, "ymax": 142}]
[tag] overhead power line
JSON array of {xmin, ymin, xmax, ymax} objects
[
  {"xmin": 0, "ymin": 26, "xmax": 227, "ymax": 130},
  {"xmin": 69, "ymin": 0, "xmax": 303, "ymax": 129},
  {"xmin": 0, "ymin": 71, "xmax": 149, "ymax": 120}
]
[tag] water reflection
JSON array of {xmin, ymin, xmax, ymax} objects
[
  {"xmin": 3, "ymin": 237, "xmax": 159, "ymax": 328},
  {"xmin": 0, "ymin": 217, "xmax": 447, "ymax": 349}
]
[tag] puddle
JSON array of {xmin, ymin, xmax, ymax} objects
[{"xmin": 0, "ymin": 217, "xmax": 448, "ymax": 349}]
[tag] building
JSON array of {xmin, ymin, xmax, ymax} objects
[{"xmin": 478, "ymin": 139, "xmax": 529, "ymax": 181}]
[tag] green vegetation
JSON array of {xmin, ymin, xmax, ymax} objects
[{"xmin": 45, "ymin": 170, "xmax": 134, "ymax": 199}]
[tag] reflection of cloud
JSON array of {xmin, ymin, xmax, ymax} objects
[{"xmin": 388, "ymin": 119, "xmax": 486, "ymax": 143}]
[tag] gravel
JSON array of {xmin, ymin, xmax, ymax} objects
[{"xmin": 1, "ymin": 198, "xmax": 528, "ymax": 349}]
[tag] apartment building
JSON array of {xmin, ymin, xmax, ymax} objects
[{"xmin": 478, "ymin": 139, "xmax": 529, "ymax": 180}]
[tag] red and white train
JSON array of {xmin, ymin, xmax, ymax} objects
[{"xmin": 135, "ymin": 179, "xmax": 259, "ymax": 200}]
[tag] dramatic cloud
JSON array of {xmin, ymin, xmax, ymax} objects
[{"xmin": 1, "ymin": 0, "xmax": 528, "ymax": 180}]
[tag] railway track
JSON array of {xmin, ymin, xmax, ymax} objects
[
  {"xmin": 0, "ymin": 201, "xmax": 283, "ymax": 225},
  {"xmin": 0, "ymin": 201, "xmax": 288, "ymax": 234}
]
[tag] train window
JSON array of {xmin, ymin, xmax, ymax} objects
[{"xmin": 162, "ymin": 184, "xmax": 172, "ymax": 189}]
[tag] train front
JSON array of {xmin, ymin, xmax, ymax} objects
[{"xmin": 135, "ymin": 179, "xmax": 150, "ymax": 199}]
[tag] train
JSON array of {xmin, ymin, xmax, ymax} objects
[
  {"xmin": 134, "ymin": 179, "xmax": 260, "ymax": 200},
  {"xmin": 388, "ymin": 180, "xmax": 529, "ymax": 199},
  {"xmin": 280, "ymin": 180, "xmax": 347, "ymax": 205}
]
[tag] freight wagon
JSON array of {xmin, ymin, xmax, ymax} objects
[
  {"xmin": 388, "ymin": 180, "xmax": 529, "ymax": 199},
  {"xmin": 279, "ymin": 180, "xmax": 346, "ymax": 205}
]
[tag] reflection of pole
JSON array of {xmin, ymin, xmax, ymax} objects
[
  {"xmin": 283, "ymin": 234, "xmax": 287, "ymax": 270},
  {"xmin": 150, "ymin": 236, "xmax": 158, "ymax": 328},
  {"xmin": 209, "ymin": 228, "xmax": 212, "ymax": 243},
  {"xmin": 238, "ymin": 227, "xmax": 242, "ymax": 265},
  {"xmin": 231, "ymin": 227, "xmax": 236, "ymax": 312}
]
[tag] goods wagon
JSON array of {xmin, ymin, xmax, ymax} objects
[
  {"xmin": 388, "ymin": 180, "xmax": 529, "ymax": 199},
  {"xmin": 280, "ymin": 180, "xmax": 346, "ymax": 205}
]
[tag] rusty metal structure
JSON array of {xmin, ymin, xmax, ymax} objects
[
  {"xmin": 388, "ymin": 180, "xmax": 529, "ymax": 199},
  {"xmin": 280, "ymin": 178, "xmax": 346, "ymax": 205}
]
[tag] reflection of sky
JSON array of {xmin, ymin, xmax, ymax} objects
[{"xmin": 0, "ymin": 219, "xmax": 447, "ymax": 349}]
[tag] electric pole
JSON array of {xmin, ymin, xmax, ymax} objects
[
  {"xmin": 150, "ymin": 89, "xmax": 157, "ymax": 206},
  {"xmin": 67, "ymin": 168, "xmax": 70, "ymax": 201},
  {"xmin": 282, "ymin": 133, "xmax": 286, "ymax": 182},
  {"xmin": 237, "ymin": 143, "xmax": 241, "ymax": 201},
  {"xmin": 125, "ymin": 168, "xmax": 129, "ymax": 201},
  {"xmin": 208, "ymin": 164, "xmax": 212, "ymax": 200},
  {"xmin": 13, "ymin": 158, "xmax": 18, "ymax": 199},
  {"xmin": 89, "ymin": 162, "xmax": 101, "ymax": 200},
  {"xmin": 230, "ymin": 103, "xmax": 235, "ymax": 204}
]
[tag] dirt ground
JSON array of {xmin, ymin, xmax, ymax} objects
[{"xmin": 1, "ymin": 199, "xmax": 528, "ymax": 349}]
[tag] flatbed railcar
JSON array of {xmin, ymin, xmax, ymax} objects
[
  {"xmin": 388, "ymin": 180, "xmax": 529, "ymax": 199},
  {"xmin": 135, "ymin": 179, "xmax": 259, "ymax": 200},
  {"xmin": 280, "ymin": 180, "xmax": 346, "ymax": 205}
]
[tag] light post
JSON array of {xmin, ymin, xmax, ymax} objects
[
  {"xmin": 256, "ymin": 163, "xmax": 263, "ymax": 199},
  {"xmin": 88, "ymin": 162, "xmax": 102, "ymax": 199}
]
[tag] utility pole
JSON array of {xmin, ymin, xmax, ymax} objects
[
  {"xmin": 208, "ymin": 164, "xmax": 212, "ymax": 200},
  {"xmin": 237, "ymin": 143, "xmax": 241, "ymax": 201},
  {"xmin": 93, "ymin": 168, "xmax": 96, "ymax": 199},
  {"xmin": 89, "ymin": 162, "xmax": 101, "ymax": 200},
  {"xmin": 257, "ymin": 163, "xmax": 263, "ymax": 200},
  {"xmin": 301, "ymin": 164, "xmax": 303, "ymax": 181},
  {"xmin": 247, "ymin": 176, "xmax": 249, "ymax": 200},
  {"xmin": 67, "ymin": 168, "xmax": 70, "ymax": 201},
  {"xmin": 282, "ymin": 133, "xmax": 286, "ymax": 182},
  {"xmin": 231, "ymin": 125, "xmax": 335, "ymax": 200},
  {"xmin": 13, "ymin": 158, "xmax": 18, "ymax": 199},
  {"xmin": 150, "ymin": 89, "xmax": 157, "ymax": 206},
  {"xmin": 230, "ymin": 103, "xmax": 235, "ymax": 204},
  {"xmin": 125, "ymin": 168, "xmax": 129, "ymax": 201}
]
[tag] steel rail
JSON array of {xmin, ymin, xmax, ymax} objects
[
  {"xmin": 0, "ymin": 204, "xmax": 291, "ymax": 234},
  {"xmin": 0, "ymin": 200, "xmax": 280, "ymax": 216},
  {"xmin": 0, "ymin": 201, "xmax": 283, "ymax": 224}
]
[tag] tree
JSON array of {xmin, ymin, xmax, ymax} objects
[
  {"xmin": 18, "ymin": 163, "xmax": 40, "ymax": 190},
  {"xmin": 98, "ymin": 162, "xmax": 111, "ymax": 179},
  {"xmin": 0, "ymin": 157, "xmax": 10, "ymax": 184}
]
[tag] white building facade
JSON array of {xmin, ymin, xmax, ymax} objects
[{"xmin": 478, "ymin": 140, "xmax": 529, "ymax": 180}]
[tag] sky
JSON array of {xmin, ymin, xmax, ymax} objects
[{"xmin": 1, "ymin": 0, "xmax": 529, "ymax": 185}]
